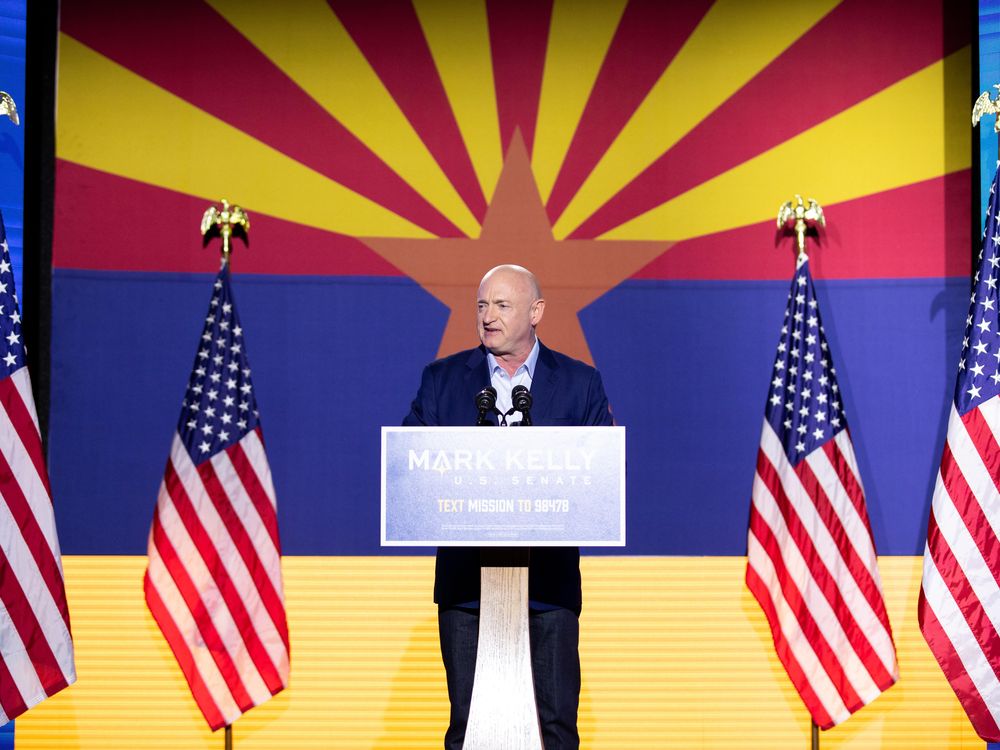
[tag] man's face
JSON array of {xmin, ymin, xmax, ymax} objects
[{"xmin": 476, "ymin": 270, "xmax": 543, "ymax": 358}]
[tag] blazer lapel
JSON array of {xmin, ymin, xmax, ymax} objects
[
  {"xmin": 528, "ymin": 341, "xmax": 561, "ymax": 424},
  {"xmin": 462, "ymin": 346, "xmax": 495, "ymax": 425},
  {"xmin": 464, "ymin": 346, "xmax": 490, "ymax": 383}
]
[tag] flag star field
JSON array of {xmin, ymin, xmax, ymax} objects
[
  {"xmin": 766, "ymin": 261, "xmax": 848, "ymax": 461},
  {"xmin": 179, "ymin": 269, "xmax": 259, "ymax": 460}
]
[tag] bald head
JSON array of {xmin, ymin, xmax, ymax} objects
[
  {"xmin": 479, "ymin": 264, "xmax": 542, "ymax": 301},
  {"xmin": 476, "ymin": 264, "xmax": 545, "ymax": 369}
]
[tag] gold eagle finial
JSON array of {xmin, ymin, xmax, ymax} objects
[
  {"xmin": 972, "ymin": 85, "xmax": 1000, "ymax": 132},
  {"xmin": 201, "ymin": 199, "xmax": 250, "ymax": 262},
  {"xmin": 777, "ymin": 195, "xmax": 825, "ymax": 258},
  {"xmin": 0, "ymin": 92, "xmax": 19, "ymax": 126}
]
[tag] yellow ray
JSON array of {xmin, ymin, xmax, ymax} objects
[
  {"xmin": 413, "ymin": 0, "xmax": 503, "ymax": 205},
  {"xmin": 57, "ymin": 34, "xmax": 428, "ymax": 239},
  {"xmin": 603, "ymin": 46, "xmax": 970, "ymax": 242},
  {"xmin": 532, "ymin": 0, "xmax": 627, "ymax": 204},
  {"xmin": 207, "ymin": 0, "xmax": 480, "ymax": 238},
  {"xmin": 553, "ymin": 0, "xmax": 841, "ymax": 239}
]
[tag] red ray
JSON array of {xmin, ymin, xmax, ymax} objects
[
  {"xmin": 630, "ymin": 172, "xmax": 970, "ymax": 281},
  {"xmin": 330, "ymin": 0, "xmax": 487, "ymax": 223},
  {"xmin": 544, "ymin": 0, "xmax": 713, "ymax": 225},
  {"xmin": 59, "ymin": 0, "xmax": 464, "ymax": 238},
  {"xmin": 487, "ymin": 0, "xmax": 553, "ymax": 156},
  {"xmin": 53, "ymin": 161, "xmax": 404, "ymax": 276},
  {"xmin": 570, "ymin": 0, "xmax": 972, "ymax": 239}
]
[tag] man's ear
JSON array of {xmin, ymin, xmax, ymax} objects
[{"xmin": 531, "ymin": 299, "xmax": 545, "ymax": 326}]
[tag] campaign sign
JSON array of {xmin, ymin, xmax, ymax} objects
[{"xmin": 381, "ymin": 426, "xmax": 625, "ymax": 546}]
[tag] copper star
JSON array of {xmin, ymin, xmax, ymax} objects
[{"xmin": 361, "ymin": 131, "xmax": 672, "ymax": 363}]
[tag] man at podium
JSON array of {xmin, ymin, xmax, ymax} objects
[{"xmin": 404, "ymin": 264, "xmax": 614, "ymax": 750}]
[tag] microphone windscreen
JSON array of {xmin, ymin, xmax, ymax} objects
[
  {"xmin": 511, "ymin": 384, "xmax": 532, "ymax": 411},
  {"xmin": 475, "ymin": 386, "xmax": 498, "ymax": 411}
]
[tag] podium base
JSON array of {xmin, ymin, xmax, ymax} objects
[{"xmin": 463, "ymin": 549, "xmax": 543, "ymax": 750}]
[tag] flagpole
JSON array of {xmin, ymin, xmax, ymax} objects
[
  {"xmin": 777, "ymin": 199, "xmax": 827, "ymax": 750},
  {"xmin": 201, "ymin": 200, "xmax": 250, "ymax": 750}
]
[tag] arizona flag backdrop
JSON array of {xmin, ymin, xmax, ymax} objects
[{"xmin": 13, "ymin": 0, "xmax": 986, "ymax": 748}]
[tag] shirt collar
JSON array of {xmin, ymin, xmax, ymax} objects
[{"xmin": 486, "ymin": 337, "xmax": 540, "ymax": 378}]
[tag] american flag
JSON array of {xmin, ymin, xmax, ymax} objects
[
  {"xmin": 918, "ymin": 166, "xmax": 1000, "ymax": 742},
  {"xmin": 144, "ymin": 262, "xmax": 289, "ymax": 730},
  {"xmin": 746, "ymin": 253, "xmax": 898, "ymax": 729},
  {"xmin": 0, "ymin": 212, "xmax": 76, "ymax": 725}
]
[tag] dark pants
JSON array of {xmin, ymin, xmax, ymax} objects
[{"xmin": 439, "ymin": 606, "xmax": 581, "ymax": 750}]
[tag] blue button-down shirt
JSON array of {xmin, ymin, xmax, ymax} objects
[{"xmin": 486, "ymin": 338, "xmax": 539, "ymax": 426}]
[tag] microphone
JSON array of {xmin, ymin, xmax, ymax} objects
[
  {"xmin": 475, "ymin": 386, "xmax": 498, "ymax": 426},
  {"xmin": 511, "ymin": 385, "xmax": 533, "ymax": 426}
]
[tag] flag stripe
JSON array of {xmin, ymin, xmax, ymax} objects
[
  {"xmin": 211, "ymin": 445, "xmax": 288, "ymax": 655},
  {"xmin": 146, "ymin": 520, "xmax": 238, "ymax": 710},
  {"xmin": 0, "ymin": 479, "xmax": 74, "ymax": 689},
  {"xmin": 924, "ymin": 509, "xmax": 1000, "ymax": 680},
  {"xmin": 227, "ymin": 431, "xmax": 280, "ymax": 549},
  {"xmin": 825, "ymin": 431, "xmax": 873, "ymax": 537},
  {"xmin": 808, "ymin": 439, "xmax": 889, "ymax": 621},
  {"xmin": 0, "ymin": 407, "xmax": 71, "ymax": 631},
  {"xmin": 149, "ymin": 499, "xmax": 258, "ymax": 711},
  {"xmin": 921, "ymin": 542, "xmax": 1000, "ymax": 736},
  {"xmin": 973, "ymin": 394, "xmax": 1000, "ymax": 477},
  {"xmin": 793, "ymin": 458, "xmax": 895, "ymax": 688},
  {"xmin": 770, "ymin": 430, "xmax": 894, "ymax": 662},
  {"xmin": 799, "ymin": 446, "xmax": 887, "ymax": 617},
  {"xmin": 745, "ymin": 560, "xmax": 835, "ymax": 729},
  {"xmin": 173, "ymin": 440, "xmax": 286, "ymax": 679},
  {"xmin": 201, "ymin": 453, "xmax": 289, "ymax": 673},
  {"xmin": 240, "ymin": 429, "xmax": 277, "ymax": 507},
  {"xmin": 0, "ymin": 643, "xmax": 27, "ymax": 725},
  {"xmin": 956, "ymin": 406, "xmax": 1000, "ymax": 577},
  {"xmin": 145, "ymin": 546, "xmax": 245, "ymax": 729},
  {"xmin": 206, "ymin": 447, "xmax": 282, "ymax": 594},
  {"xmin": 0, "ymin": 537, "xmax": 68, "ymax": 709},
  {"xmin": 0, "ymin": 597, "xmax": 41, "ymax": 721},
  {"xmin": 759, "ymin": 426, "xmax": 895, "ymax": 693},
  {"xmin": 799, "ymin": 448, "xmax": 896, "ymax": 677},
  {"xmin": 929, "ymin": 443, "xmax": 1000, "ymax": 669},
  {"xmin": 938, "ymin": 424, "xmax": 1000, "ymax": 586},
  {"xmin": 142, "ymin": 570, "xmax": 228, "ymax": 731},
  {"xmin": 161, "ymin": 458, "xmax": 281, "ymax": 699},
  {"xmin": 3, "ymin": 370, "xmax": 51, "ymax": 497},
  {"xmin": 746, "ymin": 529, "xmax": 845, "ymax": 727},
  {"xmin": 749, "ymin": 478, "xmax": 867, "ymax": 712},
  {"xmin": 9, "ymin": 366, "xmax": 40, "ymax": 430}
]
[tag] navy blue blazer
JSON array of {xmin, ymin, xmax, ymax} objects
[{"xmin": 403, "ymin": 342, "xmax": 614, "ymax": 614}]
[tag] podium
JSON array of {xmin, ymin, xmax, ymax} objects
[{"xmin": 382, "ymin": 426, "xmax": 625, "ymax": 749}]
